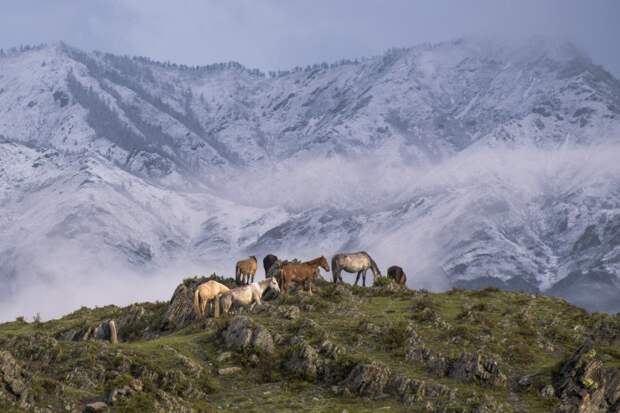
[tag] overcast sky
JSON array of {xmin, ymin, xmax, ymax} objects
[{"xmin": 1, "ymin": 0, "xmax": 618, "ymax": 76}]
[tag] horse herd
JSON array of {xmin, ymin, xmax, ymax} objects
[{"xmin": 193, "ymin": 251, "xmax": 407, "ymax": 319}]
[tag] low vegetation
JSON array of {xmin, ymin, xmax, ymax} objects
[{"xmin": 1, "ymin": 277, "xmax": 620, "ymax": 412}]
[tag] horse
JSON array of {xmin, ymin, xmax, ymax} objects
[
  {"xmin": 193, "ymin": 280, "xmax": 230, "ymax": 319},
  {"xmin": 220, "ymin": 277, "xmax": 280, "ymax": 316},
  {"xmin": 235, "ymin": 256, "xmax": 257, "ymax": 285},
  {"xmin": 263, "ymin": 254, "xmax": 278, "ymax": 276},
  {"xmin": 387, "ymin": 265, "xmax": 407, "ymax": 286},
  {"xmin": 331, "ymin": 251, "xmax": 381, "ymax": 287},
  {"xmin": 280, "ymin": 256, "xmax": 330, "ymax": 295}
]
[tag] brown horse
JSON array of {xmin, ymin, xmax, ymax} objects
[
  {"xmin": 193, "ymin": 280, "xmax": 230, "ymax": 318},
  {"xmin": 235, "ymin": 256, "xmax": 257, "ymax": 285},
  {"xmin": 280, "ymin": 256, "xmax": 330, "ymax": 295},
  {"xmin": 387, "ymin": 265, "xmax": 407, "ymax": 286},
  {"xmin": 263, "ymin": 254, "xmax": 278, "ymax": 276}
]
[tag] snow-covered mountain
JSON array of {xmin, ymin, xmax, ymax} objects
[{"xmin": 1, "ymin": 37, "xmax": 619, "ymax": 318}]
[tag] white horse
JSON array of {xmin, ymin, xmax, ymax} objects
[
  {"xmin": 220, "ymin": 277, "xmax": 280, "ymax": 316},
  {"xmin": 331, "ymin": 251, "xmax": 381, "ymax": 287}
]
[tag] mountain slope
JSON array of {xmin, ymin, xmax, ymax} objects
[{"xmin": 0, "ymin": 37, "xmax": 619, "ymax": 318}]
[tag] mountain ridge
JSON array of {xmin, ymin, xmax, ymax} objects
[{"xmin": 1, "ymin": 36, "xmax": 619, "ymax": 318}]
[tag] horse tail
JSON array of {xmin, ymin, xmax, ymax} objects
[
  {"xmin": 331, "ymin": 255, "xmax": 340, "ymax": 282},
  {"xmin": 235, "ymin": 263, "xmax": 240, "ymax": 284},
  {"xmin": 367, "ymin": 255, "xmax": 380, "ymax": 277},
  {"xmin": 193, "ymin": 287, "xmax": 202, "ymax": 318}
]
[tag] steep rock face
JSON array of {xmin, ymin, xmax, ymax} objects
[
  {"xmin": 555, "ymin": 341, "xmax": 620, "ymax": 413},
  {"xmin": 1, "ymin": 37, "xmax": 620, "ymax": 316}
]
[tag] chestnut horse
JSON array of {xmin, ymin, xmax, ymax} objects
[
  {"xmin": 263, "ymin": 254, "xmax": 278, "ymax": 276},
  {"xmin": 193, "ymin": 280, "xmax": 230, "ymax": 319},
  {"xmin": 235, "ymin": 256, "xmax": 257, "ymax": 285},
  {"xmin": 331, "ymin": 251, "xmax": 380, "ymax": 287},
  {"xmin": 280, "ymin": 256, "xmax": 330, "ymax": 295},
  {"xmin": 387, "ymin": 265, "xmax": 407, "ymax": 286}
]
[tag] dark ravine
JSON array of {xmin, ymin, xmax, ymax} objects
[{"xmin": 1, "ymin": 276, "xmax": 620, "ymax": 412}]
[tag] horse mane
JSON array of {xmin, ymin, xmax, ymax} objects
[{"xmin": 305, "ymin": 256, "xmax": 325, "ymax": 266}]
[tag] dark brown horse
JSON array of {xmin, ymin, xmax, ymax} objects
[
  {"xmin": 263, "ymin": 254, "xmax": 278, "ymax": 276},
  {"xmin": 387, "ymin": 265, "xmax": 407, "ymax": 286},
  {"xmin": 280, "ymin": 256, "xmax": 330, "ymax": 295}
]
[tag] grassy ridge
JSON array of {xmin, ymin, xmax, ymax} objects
[{"xmin": 1, "ymin": 279, "xmax": 619, "ymax": 412}]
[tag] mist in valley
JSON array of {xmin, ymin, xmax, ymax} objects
[{"xmin": 2, "ymin": 141, "xmax": 618, "ymax": 322}]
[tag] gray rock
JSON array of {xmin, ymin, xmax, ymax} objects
[
  {"xmin": 540, "ymin": 384, "xmax": 555, "ymax": 398},
  {"xmin": 218, "ymin": 367, "xmax": 242, "ymax": 375},
  {"xmin": 83, "ymin": 401, "xmax": 108, "ymax": 412},
  {"xmin": 447, "ymin": 351, "xmax": 506, "ymax": 387},
  {"xmin": 106, "ymin": 378, "xmax": 143, "ymax": 405},
  {"xmin": 216, "ymin": 352, "xmax": 232, "ymax": 363},
  {"xmin": 281, "ymin": 305, "xmax": 301, "ymax": 320},
  {"xmin": 555, "ymin": 340, "xmax": 620, "ymax": 413},
  {"xmin": 0, "ymin": 351, "xmax": 27, "ymax": 400},
  {"xmin": 342, "ymin": 363, "xmax": 392, "ymax": 398},
  {"xmin": 221, "ymin": 316, "xmax": 274, "ymax": 355},
  {"xmin": 285, "ymin": 343, "xmax": 320, "ymax": 380}
]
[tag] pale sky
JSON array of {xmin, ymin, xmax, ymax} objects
[{"xmin": 1, "ymin": 0, "xmax": 619, "ymax": 76}]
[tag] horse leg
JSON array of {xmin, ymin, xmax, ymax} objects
[
  {"xmin": 254, "ymin": 290, "xmax": 262, "ymax": 306},
  {"xmin": 355, "ymin": 271, "xmax": 362, "ymax": 286},
  {"xmin": 201, "ymin": 298, "xmax": 208, "ymax": 318},
  {"xmin": 213, "ymin": 296, "xmax": 220, "ymax": 318},
  {"xmin": 332, "ymin": 268, "xmax": 338, "ymax": 283},
  {"xmin": 363, "ymin": 269, "xmax": 368, "ymax": 287}
]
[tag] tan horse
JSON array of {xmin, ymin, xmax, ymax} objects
[
  {"xmin": 280, "ymin": 256, "xmax": 330, "ymax": 295},
  {"xmin": 331, "ymin": 251, "xmax": 381, "ymax": 287},
  {"xmin": 235, "ymin": 256, "xmax": 257, "ymax": 285},
  {"xmin": 220, "ymin": 277, "xmax": 280, "ymax": 316},
  {"xmin": 193, "ymin": 280, "xmax": 230, "ymax": 319}
]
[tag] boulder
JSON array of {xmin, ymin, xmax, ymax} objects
[
  {"xmin": 285, "ymin": 343, "xmax": 320, "ymax": 380},
  {"xmin": 447, "ymin": 351, "xmax": 507, "ymax": 387},
  {"xmin": 341, "ymin": 362, "xmax": 392, "ymax": 398},
  {"xmin": 221, "ymin": 316, "xmax": 274, "ymax": 355}
]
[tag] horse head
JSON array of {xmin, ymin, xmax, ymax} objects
[
  {"xmin": 269, "ymin": 276, "xmax": 281, "ymax": 293},
  {"xmin": 319, "ymin": 256, "xmax": 330, "ymax": 272}
]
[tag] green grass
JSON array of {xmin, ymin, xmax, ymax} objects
[{"xmin": 1, "ymin": 280, "xmax": 619, "ymax": 412}]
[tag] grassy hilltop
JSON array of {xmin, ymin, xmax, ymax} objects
[{"xmin": 1, "ymin": 276, "xmax": 620, "ymax": 413}]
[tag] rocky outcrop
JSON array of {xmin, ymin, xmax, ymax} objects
[
  {"xmin": 164, "ymin": 276, "xmax": 212, "ymax": 329},
  {"xmin": 555, "ymin": 340, "xmax": 620, "ymax": 413},
  {"xmin": 448, "ymin": 352, "xmax": 507, "ymax": 387},
  {"xmin": 221, "ymin": 316, "xmax": 274, "ymax": 355},
  {"xmin": 407, "ymin": 346, "xmax": 506, "ymax": 387},
  {"xmin": 0, "ymin": 351, "xmax": 29, "ymax": 403},
  {"xmin": 285, "ymin": 343, "xmax": 320, "ymax": 380},
  {"xmin": 342, "ymin": 363, "xmax": 392, "ymax": 398},
  {"xmin": 105, "ymin": 377, "xmax": 144, "ymax": 405},
  {"xmin": 165, "ymin": 276, "xmax": 236, "ymax": 329}
]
